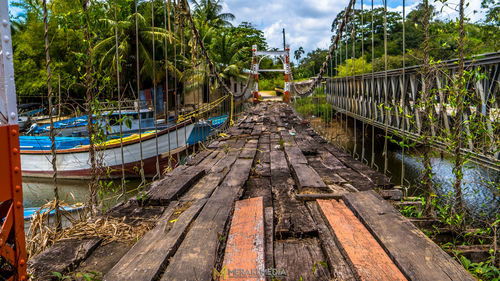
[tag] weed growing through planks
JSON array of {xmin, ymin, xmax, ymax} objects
[
  {"xmin": 312, "ymin": 261, "xmax": 328, "ymax": 275},
  {"xmin": 279, "ymin": 139, "xmax": 284, "ymax": 150}
]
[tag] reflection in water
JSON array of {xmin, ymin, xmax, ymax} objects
[
  {"xmin": 22, "ymin": 177, "xmax": 141, "ymax": 209},
  {"xmin": 308, "ymin": 117, "xmax": 500, "ymax": 217}
]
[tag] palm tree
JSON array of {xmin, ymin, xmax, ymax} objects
[
  {"xmin": 93, "ymin": 10, "xmax": 179, "ymax": 88},
  {"xmin": 209, "ymin": 31, "xmax": 251, "ymax": 83},
  {"xmin": 191, "ymin": 0, "xmax": 235, "ymax": 28},
  {"xmin": 294, "ymin": 47, "xmax": 305, "ymax": 62}
]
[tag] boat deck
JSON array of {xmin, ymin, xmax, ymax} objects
[{"xmin": 28, "ymin": 102, "xmax": 475, "ymax": 281}]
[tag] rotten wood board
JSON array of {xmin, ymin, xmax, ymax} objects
[
  {"xmin": 317, "ymin": 199, "xmax": 407, "ymax": 281},
  {"xmin": 264, "ymin": 207, "xmax": 274, "ymax": 270},
  {"xmin": 289, "ymin": 163, "xmax": 328, "ymax": 191},
  {"xmin": 243, "ymin": 177, "xmax": 272, "ymax": 208},
  {"xmin": 306, "ymin": 201, "xmax": 356, "ymax": 281},
  {"xmin": 103, "ymin": 200, "xmax": 206, "ymax": 281},
  {"xmin": 272, "ymin": 184, "xmax": 317, "ymax": 238},
  {"xmin": 274, "ymin": 238, "xmax": 331, "ymax": 281},
  {"xmin": 28, "ymin": 238, "xmax": 102, "ymax": 280},
  {"xmin": 146, "ymin": 165, "xmax": 206, "ymax": 205},
  {"xmin": 343, "ymin": 191, "xmax": 476, "ymax": 281},
  {"xmin": 222, "ymin": 197, "xmax": 265, "ymax": 281}
]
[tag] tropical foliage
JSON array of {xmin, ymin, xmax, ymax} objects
[{"xmin": 11, "ymin": 0, "xmax": 266, "ymax": 104}]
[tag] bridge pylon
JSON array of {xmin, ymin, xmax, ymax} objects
[
  {"xmin": 251, "ymin": 44, "xmax": 292, "ymax": 103},
  {"xmin": 0, "ymin": 0, "xmax": 28, "ymax": 279}
]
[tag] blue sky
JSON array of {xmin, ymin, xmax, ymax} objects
[{"xmin": 221, "ymin": 0, "xmax": 488, "ymax": 55}]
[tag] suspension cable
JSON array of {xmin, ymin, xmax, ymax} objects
[{"xmin": 293, "ymin": 0, "xmax": 357, "ymax": 97}]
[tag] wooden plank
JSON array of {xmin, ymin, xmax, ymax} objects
[
  {"xmin": 181, "ymin": 172, "xmax": 224, "ymax": 201},
  {"xmin": 273, "ymin": 184, "xmax": 317, "ymax": 237},
  {"xmin": 335, "ymin": 168, "xmax": 375, "ymax": 191},
  {"xmin": 210, "ymin": 138, "xmax": 246, "ymax": 173},
  {"xmin": 270, "ymin": 150, "xmax": 290, "ymax": 182},
  {"xmin": 289, "ymin": 163, "xmax": 328, "ymax": 191},
  {"xmin": 28, "ymin": 238, "xmax": 102, "ymax": 280},
  {"xmin": 239, "ymin": 139, "xmax": 258, "ymax": 159},
  {"xmin": 221, "ymin": 197, "xmax": 265, "ymax": 281},
  {"xmin": 264, "ymin": 207, "xmax": 274, "ymax": 270},
  {"xmin": 146, "ymin": 165, "xmax": 206, "ymax": 205},
  {"xmin": 283, "ymin": 142, "xmax": 308, "ymax": 164},
  {"xmin": 338, "ymin": 156, "xmax": 393, "ymax": 188},
  {"xmin": 274, "ymin": 238, "xmax": 331, "ymax": 281},
  {"xmin": 295, "ymin": 193, "xmax": 343, "ymax": 201},
  {"xmin": 343, "ymin": 191, "xmax": 476, "ymax": 281},
  {"xmin": 161, "ymin": 157, "xmax": 256, "ymax": 281},
  {"xmin": 306, "ymin": 201, "xmax": 356, "ymax": 281},
  {"xmin": 317, "ymin": 199, "xmax": 407, "ymax": 281},
  {"xmin": 186, "ymin": 149, "xmax": 212, "ymax": 166},
  {"xmin": 243, "ymin": 177, "xmax": 272, "ymax": 208},
  {"xmin": 103, "ymin": 200, "xmax": 206, "ymax": 281}
]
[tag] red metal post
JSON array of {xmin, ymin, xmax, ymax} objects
[
  {"xmin": 0, "ymin": 126, "xmax": 27, "ymax": 281},
  {"xmin": 283, "ymin": 46, "xmax": 291, "ymax": 103}
]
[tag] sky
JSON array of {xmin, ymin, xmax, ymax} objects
[{"xmin": 220, "ymin": 0, "xmax": 489, "ymax": 56}]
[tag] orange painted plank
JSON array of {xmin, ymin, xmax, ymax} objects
[
  {"xmin": 317, "ymin": 199, "xmax": 407, "ymax": 281},
  {"xmin": 221, "ymin": 197, "xmax": 265, "ymax": 281}
]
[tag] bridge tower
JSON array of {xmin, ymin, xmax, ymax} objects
[
  {"xmin": 0, "ymin": 0, "xmax": 28, "ymax": 280},
  {"xmin": 251, "ymin": 44, "xmax": 292, "ymax": 103}
]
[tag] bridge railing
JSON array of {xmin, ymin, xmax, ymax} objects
[{"xmin": 325, "ymin": 52, "xmax": 500, "ymax": 167}]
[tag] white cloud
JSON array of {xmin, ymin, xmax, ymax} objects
[{"xmin": 221, "ymin": 0, "xmax": 489, "ymax": 57}]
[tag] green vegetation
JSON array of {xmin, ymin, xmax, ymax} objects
[
  {"xmin": 11, "ymin": 0, "xmax": 267, "ymax": 104},
  {"xmin": 293, "ymin": 3, "xmax": 500, "ymax": 79}
]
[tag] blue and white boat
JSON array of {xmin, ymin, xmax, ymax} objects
[{"xmin": 27, "ymin": 109, "xmax": 156, "ymax": 137}]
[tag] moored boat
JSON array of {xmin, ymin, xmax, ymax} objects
[{"xmin": 20, "ymin": 120, "xmax": 194, "ymax": 179}]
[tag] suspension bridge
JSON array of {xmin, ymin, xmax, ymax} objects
[{"xmin": 0, "ymin": 0, "xmax": 498, "ymax": 280}]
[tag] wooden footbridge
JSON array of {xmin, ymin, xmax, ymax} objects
[{"xmin": 28, "ymin": 102, "xmax": 476, "ymax": 281}]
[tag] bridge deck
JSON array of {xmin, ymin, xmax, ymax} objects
[{"xmin": 28, "ymin": 102, "xmax": 474, "ymax": 281}]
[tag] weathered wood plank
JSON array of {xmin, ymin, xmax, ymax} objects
[
  {"xmin": 161, "ymin": 158, "xmax": 256, "ymax": 281},
  {"xmin": 273, "ymin": 184, "xmax": 317, "ymax": 237},
  {"xmin": 283, "ymin": 142, "xmax": 308, "ymax": 165},
  {"xmin": 274, "ymin": 238, "xmax": 331, "ymax": 281},
  {"xmin": 222, "ymin": 197, "xmax": 265, "ymax": 281},
  {"xmin": 270, "ymin": 150, "xmax": 290, "ymax": 182},
  {"xmin": 186, "ymin": 149, "xmax": 212, "ymax": 166},
  {"xmin": 146, "ymin": 165, "xmax": 206, "ymax": 205},
  {"xmin": 343, "ymin": 191, "xmax": 476, "ymax": 281},
  {"xmin": 243, "ymin": 177, "xmax": 272, "ymax": 208},
  {"xmin": 306, "ymin": 201, "xmax": 356, "ymax": 281},
  {"xmin": 103, "ymin": 200, "xmax": 206, "ymax": 281},
  {"xmin": 28, "ymin": 238, "xmax": 102, "ymax": 280},
  {"xmin": 289, "ymin": 163, "xmax": 328, "ymax": 191},
  {"xmin": 264, "ymin": 207, "xmax": 274, "ymax": 270},
  {"xmin": 317, "ymin": 199, "xmax": 407, "ymax": 281},
  {"xmin": 295, "ymin": 193, "xmax": 343, "ymax": 201},
  {"xmin": 239, "ymin": 139, "xmax": 258, "ymax": 159}
]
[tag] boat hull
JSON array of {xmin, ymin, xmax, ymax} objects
[{"xmin": 21, "ymin": 122, "xmax": 194, "ymax": 179}]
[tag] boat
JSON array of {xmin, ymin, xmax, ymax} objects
[
  {"xmin": 187, "ymin": 115, "xmax": 228, "ymax": 145},
  {"xmin": 20, "ymin": 120, "xmax": 194, "ymax": 179},
  {"xmin": 24, "ymin": 204, "xmax": 84, "ymax": 221},
  {"xmin": 27, "ymin": 109, "xmax": 156, "ymax": 137}
]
